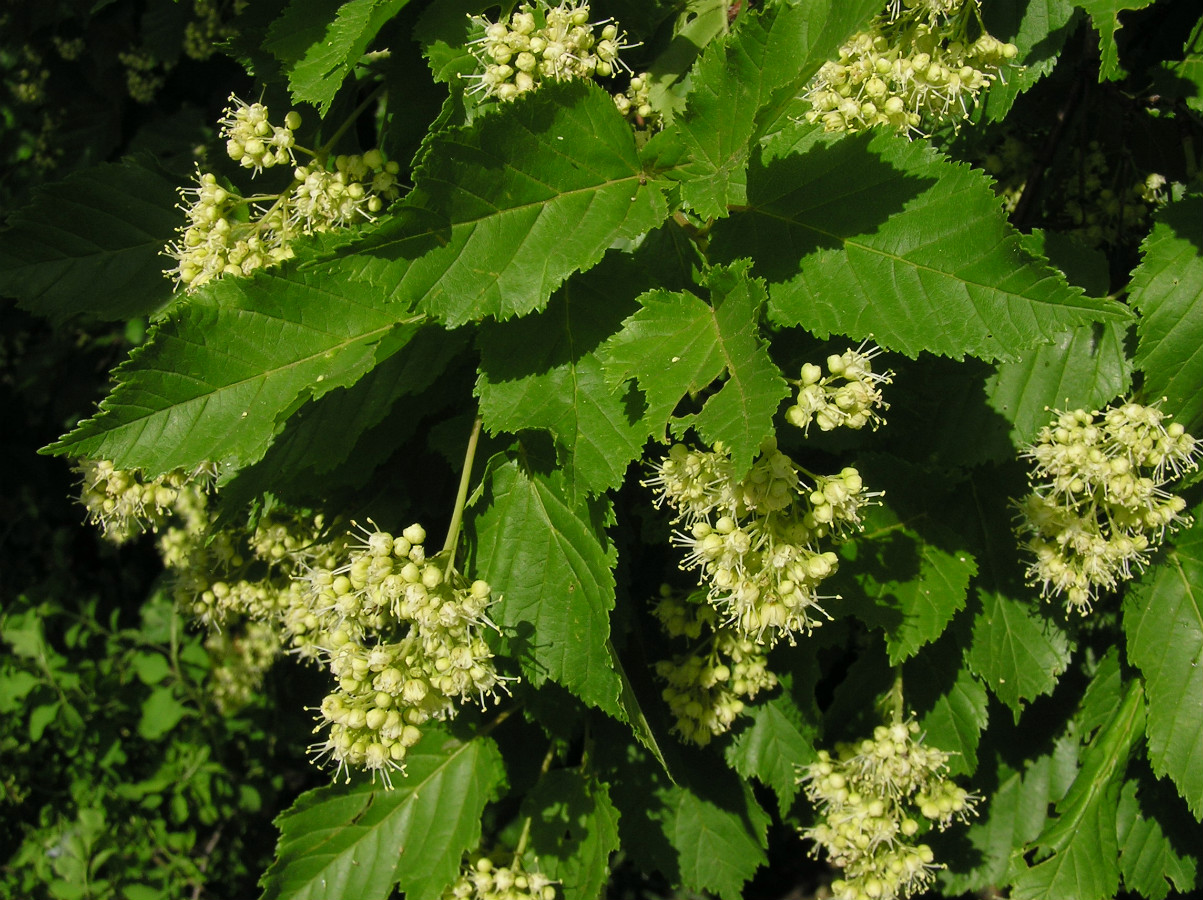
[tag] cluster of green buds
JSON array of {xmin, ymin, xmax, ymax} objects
[
  {"xmin": 165, "ymin": 96, "xmax": 402, "ymax": 290},
  {"xmin": 443, "ymin": 855, "xmax": 558, "ymax": 900},
  {"xmin": 1015, "ymin": 400, "xmax": 1199, "ymax": 614},
  {"xmin": 653, "ymin": 587, "xmax": 777, "ymax": 746},
  {"xmin": 75, "ymin": 459, "xmax": 213, "ymax": 543},
  {"xmin": 798, "ymin": 720, "xmax": 978, "ymax": 900},
  {"xmin": 802, "ymin": 0, "xmax": 1019, "ymax": 135},
  {"xmin": 465, "ymin": 0, "xmax": 634, "ymax": 102},
  {"xmin": 613, "ymin": 72, "xmax": 659, "ymax": 128},
  {"xmin": 645, "ymin": 438, "xmax": 880, "ymax": 644},
  {"xmin": 304, "ymin": 523, "xmax": 509, "ymax": 785},
  {"xmin": 785, "ymin": 343, "xmax": 893, "ymax": 435}
]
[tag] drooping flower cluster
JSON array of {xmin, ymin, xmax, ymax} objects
[
  {"xmin": 166, "ymin": 96, "xmax": 402, "ymax": 290},
  {"xmin": 443, "ymin": 855, "xmax": 558, "ymax": 900},
  {"xmin": 303, "ymin": 523, "xmax": 509, "ymax": 785},
  {"xmin": 465, "ymin": 0, "xmax": 634, "ymax": 102},
  {"xmin": 785, "ymin": 342, "xmax": 893, "ymax": 435},
  {"xmin": 1015, "ymin": 400, "xmax": 1199, "ymax": 614},
  {"xmin": 802, "ymin": 0, "xmax": 1019, "ymax": 135},
  {"xmin": 798, "ymin": 720, "xmax": 978, "ymax": 900},
  {"xmin": 646, "ymin": 438, "xmax": 880, "ymax": 644},
  {"xmin": 75, "ymin": 458, "xmax": 214, "ymax": 543},
  {"xmin": 653, "ymin": 587, "xmax": 777, "ymax": 745}
]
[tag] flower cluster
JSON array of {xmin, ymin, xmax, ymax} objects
[
  {"xmin": 75, "ymin": 459, "xmax": 213, "ymax": 544},
  {"xmin": 798, "ymin": 720, "xmax": 978, "ymax": 900},
  {"xmin": 802, "ymin": 0, "xmax": 1019, "ymax": 135},
  {"xmin": 304, "ymin": 523, "xmax": 508, "ymax": 785},
  {"xmin": 786, "ymin": 342, "xmax": 893, "ymax": 435},
  {"xmin": 1015, "ymin": 400, "xmax": 1199, "ymax": 614},
  {"xmin": 443, "ymin": 855, "xmax": 558, "ymax": 900},
  {"xmin": 645, "ymin": 438, "xmax": 880, "ymax": 644},
  {"xmin": 613, "ymin": 72, "xmax": 659, "ymax": 128},
  {"xmin": 465, "ymin": 0, "xmax": 634, "ymax": 102},
  {"xmin": 166, "ymin": 97, "xmax": 402, "ymax": 290},
  {"xmin": 653, "ymin": 588, "xmax": 777, "ymax": 745},
  {"xmin": 1056, "ymin": 142, "xmax": 1170, "ymax": 249}
]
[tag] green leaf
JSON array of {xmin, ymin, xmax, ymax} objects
[
  {"xmin": 1124, "ymin": 503, "xmax": 1203, "ymax": 819},
  {"xmin": 0, "ymin": 156, "xmax": 182, "ymax": 324},
  {"xmin": 138, "ymin": 686, "xmax": 187, "ymax": 740},
  {"xmin": 966, "ymin": 589, "xmax": 1073, "ymax": 717},
  {"xmin": 986, "ymin": 322, "xmax": 1132, "ymax": 448},
  {"xmin": 910, "ymin": 651, "xmax": 990, "ymax": 777},
  {"xmin": 725, "ymin": 673, "xmax": 818, "ymax": 814},
  {"xmin": 1010, "ymin": 678, "xmax": 1145, "ymax": 900},
  {"xmin": 1116, "ymin": 778, "xmax": 1199, "ymax": 899},
  {"xmin": 363, "ymin": 82, "xmax": 668, "ymax": 327},
  {"xmin": 845, "ymin": 505, "xmax": 978, "ymax": 665},
  {"xmin": 642, "ymin": 0, "xmax": 879, "ymax": 217},
  {"xmin": 525, "ymin": 771, "xmax": 621, "ymax": 899},
  {"xmin": 600, "ymin": 261, "xmax": 789, "ymax": 473},
  {"xmin": 259, "ymin": 729, "xmax": 503, "ymax": 900},
  {"xmin": 277, "ymin": 0, "xmax": 409, "ymax": 113},
  {"xmin": 470, "ymin": 459, "xmax": 622, "ymax": 716},
  {"xmin": 43, "ymin": 260, "xmax": 413, "ymax": 475},
  {"xmin": 945, "ymin": 731, "xmax": 1082, "ymax": 893},
  {"xmin": 660, "ymin": 780, "xmax": 769, "ymax": 900},
  {"xmin": 1130, "ymin": 196, "xmax": 1203, "ymax": 433},
  {"xmin": 711, "ymin": 129, "xmax": 1131, "ymax": 361},
  {"xmin": 476, "ymin": 270, "xmax": 649, "ymax": 500},
  {"xmin": 1077, "ymin": 0, "xmax": 1156, "ymax": 80}
]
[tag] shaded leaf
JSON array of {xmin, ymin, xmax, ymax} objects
[
  {"xmin": 725, "ymin": 673, "xmax": 817, "ymax": 814},
  {"xmin": 476, "ymin": 272, "xmax": 648, "ymax": 500},
  {"xmin": 1078, "ymin": 0, "xmax": 1156, "ymax": 80},
  {"xmin": 1116, "ymin": 777, "xmax": 1199, "ymax": 899},
  {"xmin": 0, "ymin": 156, "xmax": 182, "ymax": 324},
  {"xmin": 526, "ymin": 771, "xmax": 621, "ymax": 899}
]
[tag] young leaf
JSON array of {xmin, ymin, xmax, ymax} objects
[
  {"xmin": 599, "ymin": 261, "xmax": 789, "ymax": 473},
  {"xmin": 525, "ymin": 771, "xmax": 621, "ymax": 899},
  {"xmin": 641, "ymin": 0, "xmax": 880, "ymax": 217},
  {"xmin": 655, "ymin": 779, "xmax": 770, "ymax": 900},
  {"xmin": 1130, "ymin": 196, "xmax": 1203, "ymax": 433},
  {"xmin": 1010, "ymin": 679, "xmax": 1145, "ymax": 900},
  {"xmin": 844, "ymin": 505, "xmax": 978, "ymax": 666},
  {"xmin": 725, "ymin": 672, "xmax": 818, "ymax": 814},
  {"xmin": 361, "ymin": 82, "xmax": 668, "ymax": 327},
  {"xmin": 0, "ymin": 156, "xmax": 182, "ymax": 324},
  {"xmin": 1123, "ymin": 503, "xmax": 1203, "ymax": 819},
  {"xmin": 275, "ymin": 0, "xmax": 409, "ymax": 113},
  {"xmin": 44, "ymin": 259, "xmax": 415, "ymax": 476},
  {"xmin": 476, "ymin": 266, "xmax": 649, "ymax": 500},
  {"xmin": 966, "ymin": 589, "xmax": 1073, "ymax": 717},
  {"xmin": 259, "ymin": 729, "xmax": 504, "ymax": 900},
  {"xmin": 986, "ymin": 322, "xmax": 1132, "ymax": 448},
  {"xmin": 711, "ymin": 129, "xmax": 1132, "ymax": 361},
  {"xmin": 1078, "ymin": 0, "xmax": 1156, "ymax": 81},
  {"xmin": 470, "ymin": 459, "xmax": 623, "ymax": 716}
]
